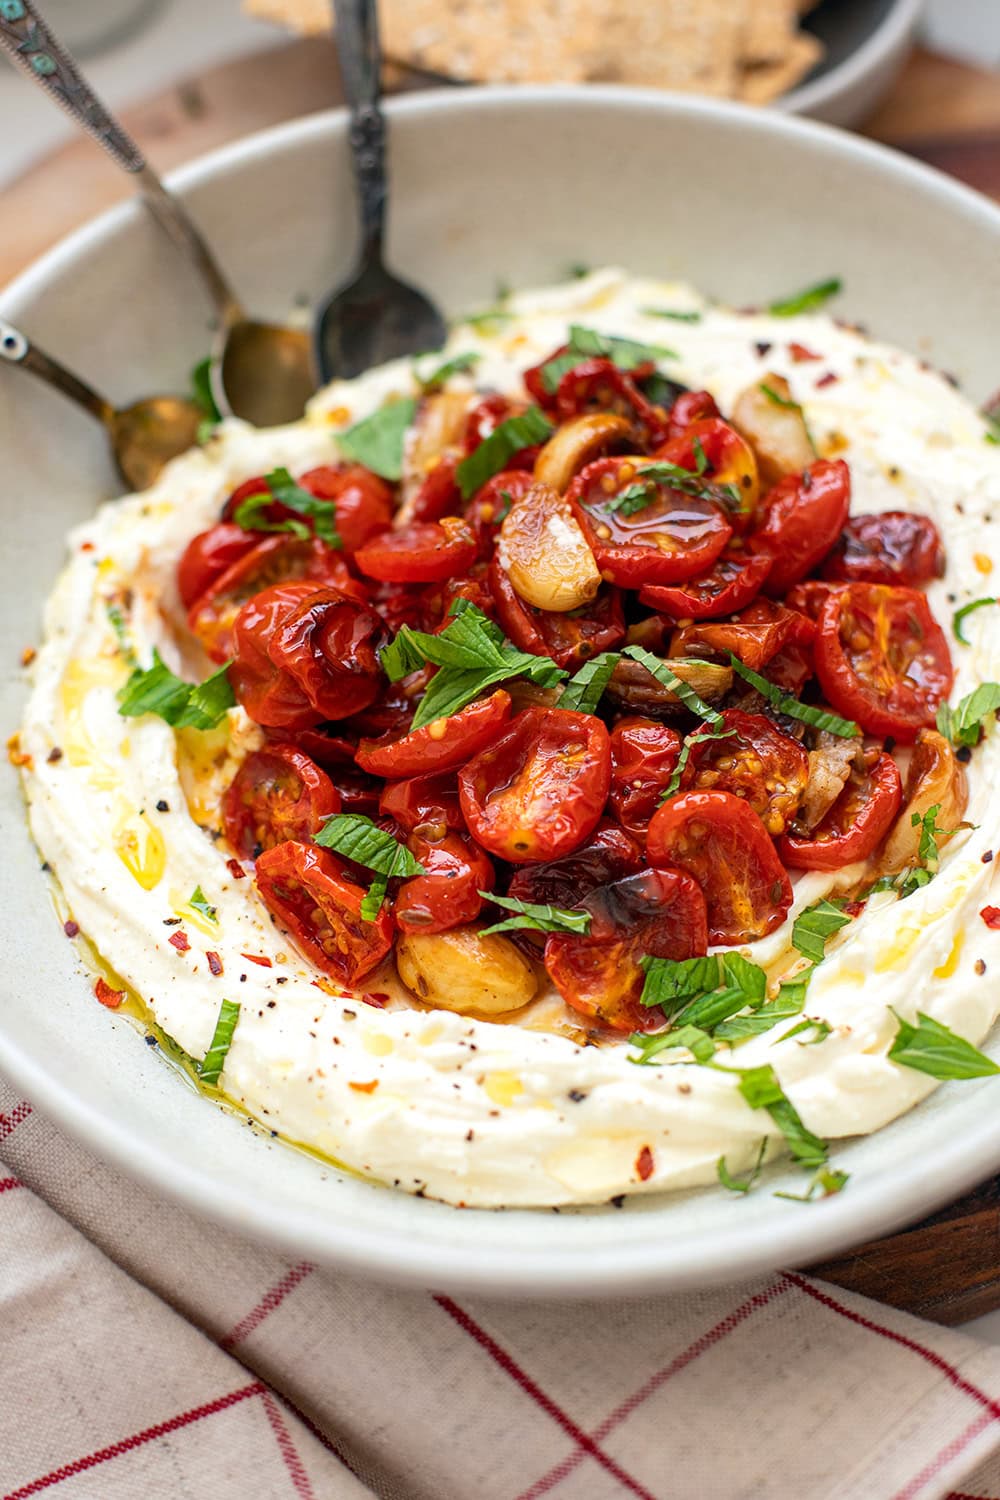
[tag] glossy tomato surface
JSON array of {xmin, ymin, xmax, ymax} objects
[
  {"xmin": 298, "ymin": 464, "xmax": 394, "ymax": 553},
  {"xmin": 394, "ymin": 831, "xmax": 495, "ymax": 935},
  {"xmin": 459, "ymin": 707, "xmax": 612, "ymax": 863},
  {"xmin": 671, "ymin": 596, "xmax": 815, "ymax": 671},
  {"xmin": 356, "ymin": 690, "xmax": 512, "ymax": 778},
  {"xmin": 355, "ymin": 522, "xmax": 477, "ymax": 584},
  {"xmin": 489, "ymin": 555, "xmax": 625, "ymax": 670},
  {"xmin": 554, "ymin": 358, "xmax": 668, "ymax": 449},
  {"xmin": 682, "ymin": 709, "xmax": 809, "ymax": 838},
  {"xmin": 254, "ymin": 842, "xmax": 392, "ymax": 985},
  {"xmin": 821, "ymin": 511, "xmax": 945, "ymax": 587},
  {"xmin": 749, "ymin": 458, "xmax": 851, "ymax": 594},
  {"xmin": 608, "ymin": 718, "xmax": 682, "ymax": 842},
  {"xmin": 177, "ymin": 523, "xmax": 258, "ymax": 611},
  {"xmin": 640, "ymin": 550, "xmax": 772, "ymax": 621},
  {"xmin": 222, "ymin": 745, "xmax": 340, "ymax": 859},
  {"xmin": 506, "ymin": 822, "xmax": 643, "ymax": 910},
  {"xmin": 379, "ymin": 772, "xmax": 465, "ymax": 835},
  {"xmin": 780, "ymin": 751, "xmax": 902, "ymax": 870},
  {"xmin": 653, "ymin": 417, "xmax": 759, "ymax": 531}
]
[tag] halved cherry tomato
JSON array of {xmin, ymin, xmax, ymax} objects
[
  {"xmin": 667, "ymin": 389, "xmax": 719, "ymax": 438},
  {"xmin": 653, "ymin": 418, "xmax": 759, "ymax": 531},
  {"xmin": 544, "ymin": 868, "xmax": 708, "ymax": 1033},
  {"xmin": 464, "ymin": 470, "xmax": 534, "ymax": 557},
  {"xmin": 671, "ymin": 596, "xmax": 815, "ymax": 671},
  {"xmin": 356, "ymin": 690, "xmax": 512, "ymax": 778},
  {"xmin": 748, "ymin": 458, "xmax": 851, "ymax": 594},
  {"xmin": 784, "ymin": 578, "xmax": 845, "ymax": 622},
  {"xmin": 779, "ymin": 751, "xmax": 902, "ymax": 870},
  {"xmin": 554, "ymin": 359, "xmax": 668, "ymax": 450},
  {"xmin": 815, "ymin": 582, "xmax": 954, "ymax": 741},
  {"xmin": 489, "ymin": 555, "xmax": 624, "ymax": 670},
  {"xmin": 763, "ymin": 643, "xmax": 815, "ymax": 695},
  {"xmin": 682, "ymin": 709, "xmax": 809, "ymax": 838},
  {"xmin": 608, "ymin": 717, "xmax": 682, "ymax": 842},
  {"xmin": 230, "ymin": 582, "xmax": 388, "ymax": 730},
  {"xmin": 354, "ymin": 521, "xmax": 478, "ymax": 584},
  {"xmin": 222, "ymin": 744, "xmax": 340, "ymax": 858},
  {"xmin": 430, "ymin": 567, "xmax": 497, "ymax": 625},
  {"xmin": 408, "ymin": 455, "xmax": 463, "ymax": 524},
  {"xmin": 189, "ymin": 535, "xmax": 362, "ymax": 662},
  {"xmin": 379, "ymin": 772, "xmax": 465, "ymax": 834},
  {"xmin": 567, "ymin": 455, "xmax": 732, "ymax": 589},
  {"xmin": 177, "ymin": 523, "xmax": 258, "ymax": 611},
  {"xmin": 459, "ymin": 707, "xmax": 611, "ymax": 863},
  {"xmin": 254, "ymin": 841, "xmax": 392, "ymax": 985},
  {"xmin": 639, "ymin": 550, "xmax": 772, "ymax": 620},
  {"xmin": 646, "ymin": 790, "xmax": 792, "ymax": 945},
  {"xmin": 297, "ymin": 464, "xmax": 394, "ymax": 553},
  {"xmin": 506, "ymin": 821, "xmax": 643, "ymax": 909},
  {"xmin": 394, "ymin": 830, "xmax": 495, "ymax": 934},
  {"xmin": 821, "ymin": 512, "xmax": 945, "ymax": 586}
]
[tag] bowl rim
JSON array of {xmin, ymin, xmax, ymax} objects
[
  {"xmin": 780, "ymin": 0, "xmax": 925, "ymax": 116},
  {"xmin": 4, "ymin": 85, "xmax": 1000, "ymax": 1296}
]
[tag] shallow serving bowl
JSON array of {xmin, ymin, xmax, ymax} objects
[{"xmin": 2, "ymin": 88, "xmax": 999, "ymax": 1297}]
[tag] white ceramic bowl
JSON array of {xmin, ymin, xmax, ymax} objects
[{"xmin": 3, "ymin": 88, "xmax": 1000, "ymax": 1297}]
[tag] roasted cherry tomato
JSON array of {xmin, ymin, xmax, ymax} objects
[
  {"xmin": 639, "ymin": 550, "xmax": 772, "ymax": 620},
  {"xmin": 326, "ymin": 766, "xmax": 383, "ymax": 818},
  {"xmin": 297, "ymin": 464, "xmax": 394, "ymax": 553},
  {"xmin": 554, "ymin": 358, "xmax": 668, "ymax": 450},
  {"xmin": 254, "ymin": 841, "xmax": 392, "ymax": 985},
  {"xmin": 671, "ymin": 596, "xmax": 815, "ymax": 671},
  {"xmin": 653, "ymin": 417, "xmax": 760, "ymax": 530},
  {"xmin": 608, "ymin": 717, "xmax": 682, "ymax": 842},
  {"xmin": 379, "ymin": 771, "xmax": 465, "ymax": 834},
  {"xmin": 230, "ymin": 582, "xmax": 388, "ymax": 730},
  {"xmin": 505, "ymin": 821, "xmax": 643, "ymax": 909},
  {"xmin": 779, "ymin": 751, "xmax": 902, "ymax": 870},
  {"xmin": 815, "ymin": 582, "xmax": 953, "ymax": 742},
  {"xmin": 749, "ymin": 459, "xmax": 851, "ymax": 595},
  {"xmin": 408, "ymin": 455, "xmax": 463, "ymax": 524},
  {"xmin": 394, "ymin": 830, "xmax": 495, "ymax": 935},
  {"xmin": 222, "ymin": 744, "xmax": 340, "ymax": 859},
  {"xmin": 266, "ymin": 726, "xmax": 358, "ymax": 768},
  {"xmin": 459, "ymin": 706, "xmax": 612, "ymax": 863},
  {"xmin": 524, "ymin": 345, "xmax": 569, "ymax": 411},
  {"xmin": 354, "ymin": 521, "xmax": 478, "ymax": 584},
  {"xmin": 464, "ymin": 470, "xmax": 534, "ymax": 557},
  {"xmin": 666, "ymin": 389, "xmax": 719, "ymax": 438},
  {"xmin": 646, "ymin": 789, "xmax": 792, "ymax": 945},
  {"xmin": 682, "ymin": 709, "xmax": 809, "ymax": 838},
  {"xmin": 489, "ymin": 555, "xmax": 624, "ymax": 671},
  {"xmin": 784, "ymin": 578, "xmax": 845, "ymax": 621},
  {"xmin": 430, "ymin": 567, "xmax": 497, "ymax": 626},
  {"xmin": 188, "ymin": 535, "xmax": 362, "ymax": 663},
  {"xmin": 821, "ymin": 512, "xmax": 945, "ymax": 586},
  {"xmin": 177, "ymin": 523, "xmax": 258, "ymax": 611},
  {"xmin": 544, "ymin": 868, "xmax": 708, "ymax": 1033},
  {"xmin": 356, "ymin": 690, "xmax": 512, "ymax": 778},
  {"xmin": 567, "ymin": 455, "xmax": 732, "ymax": 589}
]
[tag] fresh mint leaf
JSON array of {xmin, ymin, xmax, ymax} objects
[
  {"xmin": 360, "ymin": 876, "xmax": 388, "ymax": 923},
  {"xmin": 727, "ymin": 654, "xmax": 860, "ymax": 738},
  {"xmin": 775, "ymin": 1166, "xmax": 849, "ymax": 1202},
  {"xmin": 118, "ymin": 651, "xmax": 234, "ymax": 731},
  {"xmin": 481, "ymin": 894, "xmax": 591, "ymax": 937},
  {"xmin": 190, "ymin": 355, "xmax": 222, "ymax": 441},
  {"xmin": 199, "ymin": 998, "xmax": 240, "ymax": 1087},
  {"xmin": 558, "ymin": 652, "xmax": 622, "ymax": 714},
  {"xmin": 639, "ymin": 955, "xmax": 722, "ymax": 1012},
  {"xmin": 622, "ymin": 646, "xmax": 724, "ymax": 725},
  {"xmin": 232, "ymin": 492, "xmax": 311, "ymax": 541},
  {"xmin": 768, "ymin": 278, "xmax": 843, "ymax": 317},
  {"xmin": 628, "ymin": 1024, "xmax": 716, "ymax": 1066},
  {"xmin": 540, "ymin": 325, "xmax": 677, "ymax": 393},
  {"xmin": 455, "ymin": 407, "xmax": 553, "ymax": 499},
  {"xmin": 936, "ymin": 683, "xmax": 1000, "ymax": 749},
  {"xmin": 233, "ymin": 467, "xmax": 340, "ymax": 546},
  {"xmin": 338, "ymin": 398, "xmax": 416, "ymax": 481},
  {"xmin": 736, "ymin": 1063, "xmax": 828, "ymax": 1169},
  {"xmin": 791, "ymin": 900, "xmax": 851, "ymax": 964},
  {"xmin": 316, "ymin": 813, "xmax": 425, "ymax": 879},
  {"xmin": 717, "ymin": 1138, "xmax": 768, "ymax": 1193},
  {"xmin": 189, "ymin": 886, "xmax": 218, "ymax": 924},
  {"xmin": 888, "ymin": 1010, "xmax": 1000, "ymax": 1081}
]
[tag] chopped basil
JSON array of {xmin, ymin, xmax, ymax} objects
[
  {"xmin": 715, "ymin": 982, "xmax": 809, "ymax": 1043},
  {"xmin": 415, "ymin": 350, "xmax": 481, "ymax": 391},
  {"xmin": 189, "ymin": 886, "xmax": 218, "ymax": 924},
  {"xmin": 118, "ymin": 651, "xmax": 234, "ymax": 731},
  {"xmin": 953, "ymin": 597, "xmax": 997, "ymax": 644},
  {"xmin": 558, "ymin": 652, "xmax": 622, "ymax": 714},
  {"xmin": 774, "ymin": 1166, "xmax": 849, "ymax": 1202},
  {"xmin": 460, "ymin": 306, "xmax": 514, "ymax": 334},
  {"xmin": 540, "ymin": 325, "xmax": 677, "ymax": 393},
  {"xmin": 768, "ymin": 278, "xmax": 843, "ymax": 318},
  {"xmin": 190, "ymin": 355, "xmax": 222, "ymax": 442},
  {"xmin": 910, "ymin": 802, "xmax": 966, "ymax": 872},
  {"xmin": 791, "ymin": 899, "xmax": 851, "ymax": 964},
  {"xmin": 233, "ymin": 466, "xmax": 340, "ymax": 546},
  {"xmin": 605, "ymin": 483, "xmax": 659, "ymax": 518},
  {"xmin": 601, "ymin": 458, "xmax": 741, "ymax": 515},
  {"xmin": 455, "ymin": 407, "xmax": 553, "ymax": 499},
  {"xmin": 662, "ymin": 726, "xmax": 736, "ymax": 802},
  {"xmin": 639, "ymin": 954, "xmax": 723, "ymax": 1012},
  {"xmin": 782, "ymin": 1017, "xmax": 832, "ymax": 1046},
  {"xmin": 337, "ymin": 397, "xmax": 417, "ymax": 481},
  {"xmin": 727, "ymin": 654, "xmax": 860, "ymax": 738},
  {"xmin": 760, "ymin": 383, "xmax": 797, "ymax": 410},
  {"xmin": 736, "ymin": 1063, "xmax": 828, "ymax": 1169},
  {"xmin": 641, "ymin": 307, "xmax": 702, "ymax": 324},
  {"xmin": 888, "ymin": 1009, "xmax": 1000, "ymax": 1080},
  {"xmin": 315, "ymin": 813, "xmax": 425, "ymax": 879},
  {"xmin": 936, "ymin": 683, "xmax": 1000, "ymax": 749},
  {"xmin": 199, "ymin": 998, "xmax": 241, "ymax": 1087},
  {"xmin": 630, "ymin": 1024, "xmax": 717, "ymax": 1066},
  {"xmin": 622, "ymin": 646, "xmax": 724, "ymax": 725},
  {"xmin": 481, "ymin": 893, "xmax": 591, "ymax": 937},
  {"xmin": 360, "ymin": 876, "xmax": 388, "ymax": 923},
  {"xmin": 232, "ymin": 493, "xmax": 311, "ymax": 541},
  {"xmin": 869, "ymin": 866, "xmax": 935, "ymax": 902},
  {"xmin": 105, "ymin": 601, "xmax": 138, "ymax": 667},
  {"xmin": 717, "ymin": 1138, "xmax": 768, "ymax": 1193}
]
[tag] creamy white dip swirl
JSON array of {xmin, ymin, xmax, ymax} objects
[{"xmin": 19, "ymin": 269, "xmax": 1000, "ymax": 1207}]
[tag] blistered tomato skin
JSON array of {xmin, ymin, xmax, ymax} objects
[
  {"xmin": 608, "ymin": 718, "xmax": 682, "ymax": 842},
  {"xmin": 356, "ymin": 690, "xmax": 512, "ymax": 779},
  {"xmin": 254, "ymin": 841, "xmax": 393, "ymax": 986},
  {"xmin": 640, "ymin": 551, "xmax": 772, "ymax": 621},
  {"xmin": 177, "ymin": 523, "xmax": 258, "ymax": 611},
  {"xmin": 821, "ymin": 512, "xmax": 945, "ymax": 587},
  {"xmin": 670, "ymin": 596, "xmax": 815, "ymax": 672},
  {"xmin": 459, "ymin": 707, "xmax": 612, "ymax": 864},
  {"xmin": 506, "ymin": 822, "xmax": 643, "ymax": 910},
  {"xmin": 298, "ymin": 464, "xmax": 395, "ymax": 552},
  {"xmin": 379, "ymin": 772, "xmax": 466, "ymax": 834},
  {"xmin": 653, "ymin": 417, "xmax": 760, "ymax": 531},
  {"xmin": 749, "ymin": 459, "xmax": 851, "ymax": 595},
  {"xmin": 222, "ymin": 745, "xmax": 341, "ymax": 859},
  {"xmin": 646, "ymin": 790, "xmax": 792, "ymax": 945},
  {"xmin": 780, "ymin": 752, "xmax": 903, "ymax": 871}
]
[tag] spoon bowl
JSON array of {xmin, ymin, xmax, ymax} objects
[
  {"xmin": 109, "ymin": 396, "xmax": 204, "ymax": 492},
  {"xmin": 218, "ymin": 318, "xmax": 316, "ymax": 428}
]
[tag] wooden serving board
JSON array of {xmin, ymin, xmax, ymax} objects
[{"xmin": 3, "ymin": 37, "xmax": 1000, "ymax": 1323}]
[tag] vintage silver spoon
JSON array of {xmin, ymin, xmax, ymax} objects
[
  {"xmin": 0, "ymin": 1, "xmax": 315, "ymax": 427},
  {"xmin": 315, "ymin": 0, "xmax": 446, "ymax": 381},
  {"xmin": 0, "ymin": 318, "xmax": 203, "ymax": 492}
]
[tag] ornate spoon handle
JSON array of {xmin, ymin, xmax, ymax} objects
[
  {"xmin": 0, "ymin": 0, "xmax": 242, "ymax": 327},
  {"xmin": 332, "ymin": 0, "xmax": 387, "ymax": 264},
  {"xmin": 0, "ymin": 316, "xmax": 113, "ymax": 425}
]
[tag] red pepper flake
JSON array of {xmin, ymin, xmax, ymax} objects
[
  {"xmin": 241, "ymin": 952, "xmax": 273, "ymax": 967},
  {"xmin": 788, "ymin": 342, "xmax": 821, "ymax": 363},
  {"xmin": 982, "ymin": 906, "xmax": 1000, "ymax": 930},
  {"xmin": 226, "ymin": 858, "xmax": 247, "ymax": 880},
  {"xmin": 80, "ymin": 541, "xmax": 95, "ymax": 553},
  {"xmin": 349, "ymin": 1079, "xmax": 380, "ymax": 1094},
  {"xmin": 361, "ymin": 991, "xmax": 389, "ymax": 1009},
  {"xmin": 814, "ymin": 371, "xmax": 839, "ymax": 389},
  {"xmin": 206, "ymin": 950, "xmax": 224, "ymax": 976},
  {"xmin": 95, "ymin": 977, "xmax": 125, "ymax": 1009},
  {"xmin": 20, "ymin": 645, "xmax": 37, "ymax": 666},
  {"xmin": 63, "ymin": 920, "xmax": 79, "ymax": 938},
  {"xmin": 47, "ymin": 746, "xmax": 64, "ymax": 764},
  {"xmin": 841, "ymin": 899, "xmax": 866, "ymax": 919},
  {"xmin": 169, "ymin": 930, "xmax": 191, "ymax": 953},
  {"xmin": 635, "ymin": 1144, "xmax": 654, "ymax": 1182}
]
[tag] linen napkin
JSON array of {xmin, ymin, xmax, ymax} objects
[{"xmin": 3, "ymin": 1071, "xmax": 1000, "ymax": 1500}]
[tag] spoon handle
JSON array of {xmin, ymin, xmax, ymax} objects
[
  {"xmin": 0, "ymin": 317, "xmax": 114, "ymax": 427},
  {"xmin": 0, "ymin": 1, "xmax": 242, "ymax": 327},
  {"xmin": 332, "ymin": 0, "xmax": 387, "ymax": 262}
]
